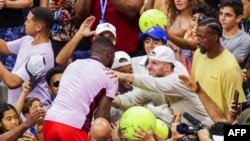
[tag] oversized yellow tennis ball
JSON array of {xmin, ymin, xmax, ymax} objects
[
  {"xmin": 154, "ymin": 119, "xmax": 169, "ymax": 139},
  {"xmin": 119, "ymin": 106, "xmax": 156, "ymax": 140},
  {"xmin": 139, "ymin": 9, "xmax": 168, "ymax": 33}
]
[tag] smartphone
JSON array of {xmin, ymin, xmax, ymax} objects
[{"xmin": 233, "ymin": 90, "xmax": 239, "ymax": 110}]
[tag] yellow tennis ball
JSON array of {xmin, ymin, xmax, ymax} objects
[
  {"xmin": 139, "ymin": 9, "xmax": 168, "ymax": 33},
  {"xmin": 154, "ymin": 119, "xmax": 169, "ymax": 139},
  {"xmin": 119, "ymin": 106, "xmax": 156, "ymax": 140}
]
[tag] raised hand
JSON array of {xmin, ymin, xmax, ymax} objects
[
  {"xmin": 24, "ymin": 108, "xmax": 46, "ymax": 128},
  {"xmin": 170, "ymin": 123, "xmax": 185, "ymax": 141},
  {"xmin": 179, "ymin": 74, "xmax": 201, "ymax": 93},
  {"xmin": 227, "ymin": 100, "xmax": 240, "ymax": 123},
  {"xmin": 111, "ymin": 120, "xmax": 122, "ymax": 141},
  {"xmin": 133, "ymin": 125, "xmax": 155, "ymax": 141},
  {"xmin": 21, "ymin": 81, "xmax": 32, "ymax": 97},
  {"xmin": 77, "ymin": 16, "xmax": 96, "ymax": 37}
]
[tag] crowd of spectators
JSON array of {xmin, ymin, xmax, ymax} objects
[{"xmin": 0, "ymin": 0, "xmax": 250, "ymax": 141}]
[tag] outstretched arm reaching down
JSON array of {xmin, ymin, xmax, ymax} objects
[{"xmin": 178, "ymin": 74, "xmax": 228, "ymax": 123}]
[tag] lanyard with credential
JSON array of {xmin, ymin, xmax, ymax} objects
[{"xmin": 100, "ymin": 0, "xmax": 107, "ymax": 24}]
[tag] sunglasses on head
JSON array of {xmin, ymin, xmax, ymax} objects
[
  {"xmin": 198, "ymin": 15, "xmax": 206, "ymax": 23},
  {"xmin": 53, "ymin": 81, "xmax": 60, "ymax": 87}
]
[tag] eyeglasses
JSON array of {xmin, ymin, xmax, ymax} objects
[{"xmin": 53, "ymin": 81, "xmax": 60, "ymax": 87}]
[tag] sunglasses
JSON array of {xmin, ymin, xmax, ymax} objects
[{"xmin": 53, "ymin": 81, "xmax": 60, "ymax": 87}]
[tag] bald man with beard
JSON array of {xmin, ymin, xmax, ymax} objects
[{"xmin": 89, "ymin": 118, "xmax": 112, "ymax": 141}]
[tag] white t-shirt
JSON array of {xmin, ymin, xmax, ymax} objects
[{"xmin": 7, "ymin": 35, "xmax": 54, "ymax": 109}]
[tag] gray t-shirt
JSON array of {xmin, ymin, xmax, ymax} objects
[{"xmin": 220, "ymin": 30, "xmax": 250, "ymax": 66}]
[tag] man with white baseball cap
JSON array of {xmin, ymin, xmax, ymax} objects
[
  {"xmin": 110, "ymin": 46, "xmax": 214, "ymax": 127},
  {"xmin": 56, "ymin": 16, "xmax": 117, "ymax": 67},
  {"xmin": 95, "ymin": 22, "xmax": 116, "ymax": 39},
  {"xmin": 148, "ymin": 45, "xmax": 177, "ymax": 67},
  {"xmin": 132, "ymin": 26, "xmax": 189, "ymax": 76}
]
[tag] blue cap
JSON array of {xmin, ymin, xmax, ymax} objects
[{"xmin": 139, "ymin": 26, "xmax": 168, "ymax": 44}]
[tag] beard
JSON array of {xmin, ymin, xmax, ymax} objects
[
  {"xmin": 199, "ymin": 45, "xmax": 207, "ymax": 54},
  {"xmin": 200, "ymin": 49, "xmax": 206, "ymax": 54}
]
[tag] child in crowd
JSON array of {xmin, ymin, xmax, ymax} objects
[
  {"xmin": 11, "ymin": 81, "xmax": 43, "ymax": 141},
  {"xmin": 110, "ymin": 51, "xmax": 133, "ymax": 122},
  {"xmin": 0, "ymin": 104, "xmax": 20, "ymax": 133},
  {"xmin": 45, "ymin": 66, "xmax": 65, "ymax": 101},
  {"xmin": 0, "ymin": 79, "xmax": 46, "ymax": 140},
  {"xmin": 22, "ymin": 97, "xmax": 44, "ymax": 141},
  {"xmin": 111, "ymin": 51, "xmax": 133, "ymax": 95},
  {"xmin": 14, "ymin": 80, "xmax": 45, "ymax": 141},
  {"xmin": 0, "ymin": 103, "xmax": 36, "ymax": 141}
]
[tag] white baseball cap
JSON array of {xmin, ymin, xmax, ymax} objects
[
  {"xmin": 26, "ymin": 55, "xmax": 46, "ymax": 76},
  {"xmin": 148, "ymin": 45, "xmax": 176, "ymax": 66},
  {"xmin": 111, "ymin": 51, "xmax": 131, "ymax": 69},
  {"xmin": 95, "ymin": 22, "xmax": 116, "ymax": 38},
  {"xmin": 25, "ymin": 55, "xmax": 46, "ymax": 87}
]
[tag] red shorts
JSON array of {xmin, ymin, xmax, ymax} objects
[{"xmin": 43, "ymin": 120, "xmax": 88, "ymax": 141}]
